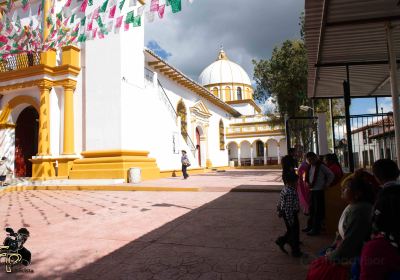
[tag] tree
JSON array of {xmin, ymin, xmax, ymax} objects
[{"xmin": 253, "ymin": 39, "xmax": 309, "ymax": 118}]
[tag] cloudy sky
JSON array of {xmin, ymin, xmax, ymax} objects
[{"xmin": 144, "ymin": 0, "xmax": 304, "ymax": 82}]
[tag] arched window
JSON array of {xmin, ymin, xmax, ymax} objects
[
  {"xmin": 224, "ymin": 87, "xmax": 231, "ymax": 101},
  {"xmin": 177, "ymin": 100, "xmax": 187, "ymax": 142},
  {"xmin": 237, "ymin": 87, "xmax": 243, "ymax": 100},
  {"xmin": 212, "ymin": 87, "xmax": 219, "ymax": 97},
  {"xmin": 219, "ymin": 119, "xmax": 225, "ymax": 150},
  {"xmin": 256, "ymin": 141, "xmax": 264, "ymax": 156}
]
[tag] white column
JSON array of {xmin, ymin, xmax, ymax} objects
[
  {"xmin": 153, "ymin": 71, "xmax": 158, "ymax": 87},
  {"xmin": 277, "ymin": 144, "xmax": 281, "ymax": 164},
  {"xmin": 250, "ymin": 145, "xmax": 254, "ymax": 166},
  {"xmin": 386, "ymin": 23, "xmax": 400, "ymax": 165},
  {"xmin": 238, "ymin": 147, "xmax": 241, "ymax": 166},
  {"xmin": 264, "ymin": 144, "xmax": 267, "ymax": 165},
  {"xmin": 317, "ymin": 112, "xmax": 329, "ymax": 155}
]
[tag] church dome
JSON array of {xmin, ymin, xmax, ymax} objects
[{"xmin": 198, "ymin": 49, "xmax": 252, "ymax": 87}]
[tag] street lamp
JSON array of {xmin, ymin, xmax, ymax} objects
[{"xmin": 299, "ymin": 105, "xmax": 314, "ymax": 112}]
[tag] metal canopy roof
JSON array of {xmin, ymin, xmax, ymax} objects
[{"xmin": 305, "ymin": 0, "xmax": 400, "ymax": 98}]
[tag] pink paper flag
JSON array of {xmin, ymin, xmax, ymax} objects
[
  {"xmin": 109, "ymin": 5, "xmax": 116, "ymax": 18},
  {"xmin": 158, "ymin": 4, "xmax": 165, "ymax": 18},
  {"xmin": 150, "ymin": 0, "xmax": 159, "ymax": 12},
  {"xmin": 37, "ymin": 4, "xmax": 42, "ymax": 16},
  {"xmin": 22, "ymin": 1, "xmax": 30, "ymax": 12},
  {"xmin": 124, "ymin": 22, "xmax": 129, "ymax": 31},
  {"xmin": 98, "ymin": 31, "xmax": 104, "ymax": 39},
  {"xmin": 92, "ymin": 8, "xmax": 99, "ymax": 19},
  {"xmin": 115, "ymin": 15, "xmax": 123, "ymax": 28},
  {"xmin": 92, "ymin": 28, "xmax": 97, "ymax": 39},
  {"xmin": 87, "ymin": 19, "xmax": 93, "ymax": 31},
  {"xmin": 65, "ymin": 0, "xmax": 72, "ymax": 7},
  {"xmin": 80, "ymin": 0, "xmax": 88, "ymax": 13}
]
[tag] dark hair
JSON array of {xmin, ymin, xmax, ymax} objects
[
  {"xmin": 325, "ymin": 153, "xmax": 339, "ymax": 164},
  {"xmin": 372, "ymin": 159, "xmax": 400, "ymax": 183},
  {"xmin": 306, "ymin": 152, "xmax": 317, "ymax": 160},
  {"xmin": 1, "ymin": 157, "xmax": 6, "ymax": 161},
  {"xmin": 181, "ymin": 150, "xmax": 186, "ymax": 153},
  {"xmin": 288, "ymin": 148, "xmax": 296, "ymax": 154},
  {"xmin": 373, "ymin": 187, "xmax": 400, "ymax": 251},
  {"xmin": 283, "ymin": 172, "xmax": 298, "ymax": 185},
  {"xmin": 17, "ymin": 228, "xmax": 30, "ymax": 236},
  {"xmin": 346, "ymin": 170, "xmax": 376, "ymax": 204}
]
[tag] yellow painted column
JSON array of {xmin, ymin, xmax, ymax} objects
[
  {"xmin": 62, "ymin": 80, "xmax": 76, "ymax": 155},
  {"xmin": 37, "ymin": 80, "xmax": 53, "ymax": 155},
  {"xmin": 43, "ymin": 0, "xmax": 50, "ymax": 41}
]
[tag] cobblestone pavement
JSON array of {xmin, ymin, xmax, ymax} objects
[{"xmin": 0, "ymin": 188, "xmax": 331, "ymax": 279}]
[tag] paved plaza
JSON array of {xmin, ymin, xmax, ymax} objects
[{"xmin": 0, "ymin": 170, "xmax": 331, "ymax": 279}]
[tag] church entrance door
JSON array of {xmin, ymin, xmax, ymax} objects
[
  {"xmin": 196, "ymin": 128, "xmax": 201, "ymax": 166},
  {"xmin": 15, "ymin": 106, "xmax": 39, "ymax": 177}
]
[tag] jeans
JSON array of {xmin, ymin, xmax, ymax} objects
[
  {"xmin": 307, "ymin": 190, "xmax": 325, "ymax": 232},
  {"xmin": 182, "ymin": 165, "xmax": 188, "ymax": 179},
  {"xmin": 277, "ymin": 214, "xmax": 300, "ymax": 253}
]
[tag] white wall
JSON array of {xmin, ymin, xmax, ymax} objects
[{"xmin": 230, "ymin": 103, "xmax": 257, "ymax": 116}]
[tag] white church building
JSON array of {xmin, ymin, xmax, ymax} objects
[{"xmin": 0, "ymin": 0, "xmax": 286, "ymax": 182}]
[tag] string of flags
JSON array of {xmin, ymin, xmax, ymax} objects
[{"xmin": 0, "ymin": 0, "xmax": 193, "ymax": 60}]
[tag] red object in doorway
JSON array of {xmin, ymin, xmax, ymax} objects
[
  {"xmin": 196, "ymin": 128, "xmax": 201, "ymax": 166},
  {"xmin": 14, "ymin": 107, "xmax": 38, "ymax": 177}
]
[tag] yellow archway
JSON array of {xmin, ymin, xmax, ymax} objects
[{"xmin": 0, "ymin": 95, "xmax": 39, "ymax": 124}]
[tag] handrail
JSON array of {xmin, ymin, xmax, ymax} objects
[
  {"xmin": 0, "ymin": 52, "xmax": 41, "ymax": 73},
  {"xmin": 157, "ymin": 79, "xmax": 197, "ymax": 154}
]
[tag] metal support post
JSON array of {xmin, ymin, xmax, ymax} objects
[{"xmin": 344, "ymin": 65, "xmax": 355, "ymax": 172}]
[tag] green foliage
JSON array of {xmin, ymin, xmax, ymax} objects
[{"xmin": 253, "ymin": 39, "xmax": 309, "ymax": 117}]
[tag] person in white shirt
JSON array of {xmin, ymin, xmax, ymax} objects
[{"xmin": 0, "ymin": 156, "xmax": 12, "ymax": 187}]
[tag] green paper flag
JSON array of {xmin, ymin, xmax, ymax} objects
[
  {"xmin": 56, "ymin": 12, "xmax": 63, "ymax": 21},
  {"xmin": 119, "ymin": 0, "xmax": 125, "ymax": 10},
  {"xmin": 132, "ymin": 15, "xmax": 141, "ymax": 27},
  {"xmin": 78, "ymin": 33, "xmax": 87, "ymax": 42},
  {"xmin": 166, "ymin": 0, "xmax": 170, "ymax": 6},
  {"xmin": 70, "ymin": 14, "xmax": 75, "ymax": 24},
  {"xmin": 170, "ymin": 0, "xmax": 181, "ymax": 13},
  {"xmin": 89, "ymin": 0, "xmax": 93, "ymax": 6},
  {"xmin": 81, "ymin": 16, "xmax": 87, "ymax": 26},
  {"xmin": 96, "ymin": 16, "xmax": 104, "ymax": 28},
  {"xmin": 99, "ymin": 0, "xmax": 109, "ymax": 13},
  {"xmin": 125, "ymin": 11, "xmax": 134, "ymax": 24}
]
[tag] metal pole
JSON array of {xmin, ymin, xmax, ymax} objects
[
  {"xmin": 329, "ymin": 98, "xmax": 335, "ymax": 152},
  {"xmin": 375, "ymin": 97, "xmax": 379, "ymax": 114},
  {"xmin": 344, "ymin": 65, "xmax": 355, "ymax": 172},
  {"xmin": 285, "ymin": 115, "xmax": 291, "ymax": 153},
  {"xmin": 386, "ymin": 22, "xmax": 400, "ymax": 165},
  {"xmin": 382, "ymin": 107, "xmax": 387, "ymax": 158}
]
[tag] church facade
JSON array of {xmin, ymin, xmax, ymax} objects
[{"xmin": 0, "ymin": 1, "xmax": 286, "ymax": 182}]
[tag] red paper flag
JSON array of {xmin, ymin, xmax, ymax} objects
[
  {"xmin": 80, "ymin": 0, "xmax": 88, "ymax": 13},
  {"xmin": 158, "ymin": 4, "xmax": 165, "ymax": 18},
  {"xmin": 65, "ymin": 0, "xmax": 72, "ymax": 7},
  {"xmin": 124, "ymin": 22, "xmax": 129, "ymax": 31},
  {"xmin": 109, "ymin": 5, "xmax": 116, "ymax": 18},
  {"xmin": 150, "ymin": 0, "xmax": 159, "ymax": 12}
]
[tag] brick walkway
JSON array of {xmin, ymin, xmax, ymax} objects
[
  {"xmin": 136, "ymin": 169, "xmax": 284, "ymax": 192},
  {"xmin": 0, "ymin": 188, "xmax": 331, "ymax": 279}
]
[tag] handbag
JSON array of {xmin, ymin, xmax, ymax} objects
[
  {"xmin": 183, "ymin": 159, "xmax": 191, "ymax": 167},
  {"xmin": 307, "ymin": 256, "xmax": 349, "ymax": 280}
]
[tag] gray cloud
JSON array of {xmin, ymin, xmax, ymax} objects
[{"xmin": 145, "ymin": 0, "xmax": 304, "ymax": 81}]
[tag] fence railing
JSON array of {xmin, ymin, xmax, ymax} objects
[
  {"xmin": 156, "ymin": 78, "xmax": 197, "ymax": 156},
  {"xmin": 333, "ymin": 113, "xmax": 395, "ymax": 171},
  {"xmin": 0, "ymin": 52, "xmax": 41, "ymax": 73}
]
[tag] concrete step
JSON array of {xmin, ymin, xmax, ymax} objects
[{"xmin": 8, "ymin": 179, "xmax": 125, "ymax": 187}]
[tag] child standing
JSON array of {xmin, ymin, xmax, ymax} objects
[
  {"xmin": 276, "ymin": 172, "xmax": 303, "ymax": 257},
  {"xmin": 0, "ymin": 156, "xmax": 12, "ymax": 187}
]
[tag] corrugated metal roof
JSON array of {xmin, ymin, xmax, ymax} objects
[{"xmin": 305, "ymin": 0, "xmax": 400, "ymax": 98}]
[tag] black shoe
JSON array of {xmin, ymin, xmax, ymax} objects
[
  {"xmin": 302, "ymin": 227, "xmax": 311, "ymax": 233},
  {"xmin": 275, "ymin": 239, "xmax": 288, "ymax": 254},
  {"xmin": 291, "ymin": 251, "xmax": 304, "ymax": 258},
  {"xmin": 306, "ymin": 230, "xmax": 320, "ymax": 236}
]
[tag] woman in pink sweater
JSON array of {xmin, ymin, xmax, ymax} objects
[{"xmin": 360, "ymin": 187, "xmax": 400, "ymax": 280}]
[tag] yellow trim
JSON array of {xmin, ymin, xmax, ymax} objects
[
  {"xmin": 0, "ymin": 95, "xmax": 40, "ymax": 127},
  {"xmin": 59, "ymin": 79, "xmax": 77, "ymax": 155},
  {"xmin": 37, "ymin": 80, "xmax": 52, "ymax": 156},
  {"xmin": 69, "ymin": 150, "xmax": 161, "ymax": 182},
  {"xmin": 61, "ymin": 46, "xmax": 80, "ymax": 68},
  {"xmin": 0, "ymin": 185, "xmax": 200, "ymax": 193},
  {"xmin": 40, "ymin": 50, "xmax": 56, "ymax": 67},
  {"xmin": 226, "ymin": 99, "xmax": 261, "ymax": 113},
  {"xmin": 226, "ymin": 130, "xmax": 285, "ymax": 138}
]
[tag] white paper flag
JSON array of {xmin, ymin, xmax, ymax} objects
[
  {"xmin": 145, "ymin": 11, "xmax": 155, "ymax": 23},
  {"xmin": 137, "ymin": 5, "xmax": 145, "ymax": 16},
  {"xmin": 129, "ymin": 0, "xmax": 137, "ymax": 7}
]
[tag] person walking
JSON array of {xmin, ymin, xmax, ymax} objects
[
  {"xmin": 181, "ymin": 150, "xmax": 190, "ymax": 179},
  {"xmin": 281, "ymin": 148, "xmax": 298, "ymax": 185},
  {"xmin": 276, "ymin": 172, "xmax": 303, "ymax": 257},
  {"xmin": 304, "ymin": 152, "xmax": 334, "ymax": 236},
  {"xmin": 0, "ymin": 157, "xmax": 12, "ymax": 187}
]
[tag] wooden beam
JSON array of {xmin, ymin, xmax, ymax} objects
[
  {"xmin": 148, "ymin": 61, "xmax": 161, "ymax": 66},
  {"xmin": 154, "ymin": 65, "xmax": 166, "ymax": 70}
]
